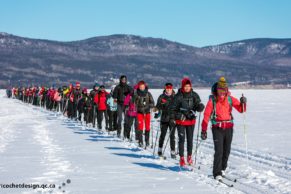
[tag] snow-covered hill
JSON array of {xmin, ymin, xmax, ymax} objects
[{"xmin": 0, "ymin": 89, "xmax": 290, "ymax": 194}]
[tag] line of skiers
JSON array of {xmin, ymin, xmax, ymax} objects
[{"xmin": 7, "ymin": 76, "xmax": 247, "ymax": 181}]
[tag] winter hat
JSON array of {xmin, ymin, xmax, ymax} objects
[
  {"xmin": 181, "ymin": 78, "xmax": 192, "ymax": 93},
  {"xmin": 82, "ymin": 88, "xmax": 88, "ymax": 94},
  {"xmin": 165, "ymin": 83, "xmax": 173, "ymax": 89},
  {"xmin": 134, "ymin": 84, "xmax": 139, "ymax": 90},
  {"xmin": 138, "ymin": 80, "xmax": 146, "ymax": 87},
  {"xmin": 94, "ymin": 82, "xmax": 100, "ymax": 88},
  {"xmin": 217, "ymin": 77, "xmax": 228, "ymax": 94},
  {"xmin": 181, "ymin": 78, "xmax": 192, "ymax": 88},
  {"xmin": 120, "ymin": 75, "xmax": 127, "ymax": 81},
  {"xmin": 76, "ymin": 82, "xmax": 81, "ymax": 87}
]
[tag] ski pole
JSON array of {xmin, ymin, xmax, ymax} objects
[
  {"xmin": 130, "ymin": 121, "xmax": 133, "ymax": 142},
  {"xmin": 151, "ymin": 112, "xmax": 154, "ymax": 148},
  {"xmin": 162, "ymin": 124, "xmax": 175, "ymax": 156},
  {"xmin": 194, "ymin": 112, "xmax": 202, "ymax": 166},
  {"xmin": 242, "ymin": 93, "xmax": 249, "ymax": 167},
  {"xmin": 153, "ymin": 123, "xmax": 160, "ymax": 156}
]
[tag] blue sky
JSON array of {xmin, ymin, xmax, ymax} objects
[{"xmin": 0, "ymin": 0, "xmax": 290, "ymax": 47}]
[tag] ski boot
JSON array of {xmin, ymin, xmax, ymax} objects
[
  {"xmin": 179, "ymin": 157, "xmax": 186, "ymax": 167},
  {"xmin": 145, "ymin": 131, "xmax": 150, "ymax": 147},
  {"xmin": 187, "ymin": 155, "xmax": 193, "ymax": 165},
  {"xmin": 158, "ymin": 147, "xmax": 163, "ymax": 157},
  {"xmin": 171, "ymin": 150, "xmax": 176, "ymax": 159}
]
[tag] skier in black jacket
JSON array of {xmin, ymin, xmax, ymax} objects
[
  {"xmin": 90, "ymin": 82, "xmax": 100, "ymax": 127},
  {"xmin": 155, "ymin": 83, "xmax": 176, "ymax": 159},
  {"xmin": 113, "ymin": 75, "xmax": 133, "ymax": 137},
  {"xmin": 170, "ymin": 78, "xmax": 205, "ymax": 167},
  {"xmin": 133, "ymin": 80, "xmax": 155, "ymax": 147}
]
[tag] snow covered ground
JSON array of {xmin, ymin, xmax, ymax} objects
[{"xmin": 0, "ymin": 89, "xmax": 290, "ymax": 194}]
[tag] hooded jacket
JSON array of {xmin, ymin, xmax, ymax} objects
[
  {"xmin": 201, "ymin": 91, "xmax": 247, "ymax": 131},
  {"xmin": 170, "ymin": 78, "xmax": 202, "ymax": 126},
  {"xmin": 113, "ymin": 76, "xmax": 133, "ymax": 105},
  {"xmin": 133, "ymin": 83, "xmax": 154, "ymax": 114},
  {"xmin": 94, "ymin": 90, "xmax": 109, "ymax": 111},
  {"xmin": 156, "ymin": 90, "xmax": 175, "ymax": 122}
]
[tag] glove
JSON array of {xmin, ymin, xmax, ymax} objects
[
  {"xmin": 185, "ymin": 110, "xmax": 196, "ymax": 120},
  {"xmin": 240, "ymin": 96, "xmax": 247, "ymax": 104},
  {"xmin": 154, "ymin": 112, "xmax": 161, "ymax": 119},
  {"xmin": 196, "ymin": 103, "xmax": 205, "ymax": 112},
  {"xmin": 201, "ymin": 131, "xmax": 207, "ymax": 140}
]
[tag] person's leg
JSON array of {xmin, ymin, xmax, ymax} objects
[
  {"xmin": 117, "ymin": 104, "xmax": 123, "ymax": 136},
  {"xmin": 113, "ymin": 111, "xmax": 118, "ymax": 130},
  {"xmin": 123, "ymin": 113, "xmax": 129, "ymax": 138},
  {"xmin": 212, "ymin": 127, "xmax": 224, "ymax": 178},
  {"xmin": 177, "ymin": 125, "xmax": 186, "ymax": 157},
  {"xmin": 137, "ymin": 113, "xmax": 144, "ymax": 146},
  {"xmin": 73, "ymin": 102, "xmax": 77, "ymax": 119},
  {"xmin": 97, "ymin": 110, "xmax": 103, "ymax": 129},
  {"xmin": 134, "ymin": 116, "xmax": 138, "ymax": 140},
  {"xmin": 145, "ymin": 113, "xmax": 151, "ymax": 146},
  {"xmin": 88, "ymin": 107, "xmax": 93, "ymax": 124},
  {"xmin": 186, "ymin": 125, "xmax": 195, "ymax": 156},
  {"xmin": 158, "ymin": 122, "xmax": 168, "ymax": 150},
  {"xmin": 127, "ymin": 116, "xmax": 134, "ymax": 139},
  {"xmin": 92, "ymin": 105, "xmax": 96, "ymax": 127},
  {"xmin": 104, "ymin": 110, "xmax": 109, "ymax": 130},
  {"xmin": 222, "ymin": 128, "xmax": 233, "ymax": 171},
  {"xmin": 108, "ymin": 110, "xmax": 113, "ymax": 130},
  {"xmin": 169, "ymin": 123, "xmax": 176, "ymax": 152}
]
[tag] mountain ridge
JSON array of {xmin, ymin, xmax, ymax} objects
[{"xmin": 1, "ymin": 32, "xmax": 291, "ymax": 88}]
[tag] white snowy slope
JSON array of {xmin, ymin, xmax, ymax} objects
[{"xmin": 0, "ymin": 89, "xmax": 290, "ymax": 194}]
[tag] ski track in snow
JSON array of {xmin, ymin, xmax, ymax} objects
[
  {"xmin": 1, "ymin": 91, "xmax": 291, "ymax": 194},
  {"xmin": 25, "ymin": 117, "xmax": 72, "ymax": 194}
]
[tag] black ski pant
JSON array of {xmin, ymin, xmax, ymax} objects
[
  {"xmin": 212, "ymin": 127, "xmax": 233, "ymax": 177},
  {"xmin": 92, "ymin": 105, "xmax": 98, "ymax": 127},
  {"xmin": 67, "ymin": 101, "xmax": 74, "ymax": 118},
  {"xmin": 117, "ymin": 104, "xmax": 125, "ymax": 135},
  {"xmin": 177, "ymin": 125, "xmax": 194, "ymax": 157},
  {"xmin": 124, "ymin": 115, "xmax": 138, "ymax": 139},
  {"xmin": 158, "ymin": 122, "xmax": 176, "ymax": 152},
  {"xmin": 97, "ymin": 110, "xmax": 108, "ymax": 129},
  {"xmin": 84, "ymin": 107, "xmax": 93, "ymax": 124},
  {"xmin": 108, "ymin": 110, "xmax": 117, "ymax": 131}
]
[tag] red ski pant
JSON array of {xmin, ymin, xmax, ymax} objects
[{"xmin": 137, "ymin": 113, "xmax": 151, "ymax": 131}]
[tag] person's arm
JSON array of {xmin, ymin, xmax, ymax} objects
[
  {"xmin": 148, "ymin": 92, "xmax": 155, "ymax": 108},
  {"xmin": 94, "ymin": 93, "xmax": 99, "ymax": 105},
  {"xmin": 231, "ymin": 96, "xmax": 246, "ymax": 113},
  {"xmin": 112, "ymin": 86, "xmax": 119, "ymax": 99},
  {"xmin": 155, "ymin": 95, "xmax": 162, "ymax": 110},
  {"xmin": 192, "ymin": 91, "xmax": 204, "ymax": 112},
  {"xmin": 201, "ymin": 98, "xmax": 213, "ymax": 132},
  {"xmin": 169, "ymin": 94, "xmax": 180, "ymax": 120}
]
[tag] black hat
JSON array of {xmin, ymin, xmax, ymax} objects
[{"xmin": 120, "ymin": 75, "xmax": 127, "ymax": 80}]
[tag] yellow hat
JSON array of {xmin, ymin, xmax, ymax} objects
[{"xmin": 217, "ymin": 77, "xmax": 228, "ymax": 89}]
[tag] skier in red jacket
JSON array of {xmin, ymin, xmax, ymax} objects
[
  {"xmin": 94, "ymin": 85, "xmax": 109, "ymax": 130},
  {"xmin": 201, "ymin": 77, "xmax": 247, "ymax": 181}
]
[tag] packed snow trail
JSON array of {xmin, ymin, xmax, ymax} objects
[
  {"xmin": 1, "ymin": 90, "xmax": 291, "ymax": 194},
  {"xmin": 0, "ymin": 93, "xmax": 218, "ymax": 194}
]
